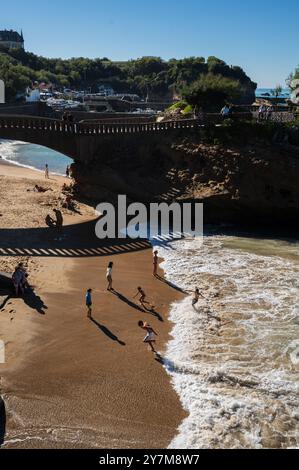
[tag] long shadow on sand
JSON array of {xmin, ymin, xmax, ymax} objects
[
  {"xmin": 0, "ymin": 219, "xmax": 152, "ymax": 258},
  {"xmin": 155, "ymin": 274, "xmax": 187, "ymax": 294},
  {"xmin": 112, "ymin": 290, "xmax": 163, "ymax": 322},
  {"xmin": 111, "ymin": 291, "xmax": 145, "ymax": 313},
  {"xmin": 0, "ymin": 397, "xmax": 6, "ymax": 446},
  {"xmin": 90, "ymin": 318, "xmax": 126, "ymax": 346},
  {"xmin": 23, "ymin": 287, "xmax": 48, "ymax": 315}
]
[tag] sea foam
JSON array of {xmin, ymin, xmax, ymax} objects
[{"xmin": 153, "ymin": 235, "xmax": 299, "ymax": 449}]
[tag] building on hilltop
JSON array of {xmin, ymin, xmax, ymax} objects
[{"xmin": 0, "ymin": 29, "xmax": 24, "ymax": 49}]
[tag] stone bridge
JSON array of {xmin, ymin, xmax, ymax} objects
[{"xmin": 0, "ymin": 111, "xmax": 297, "ymax": 161}]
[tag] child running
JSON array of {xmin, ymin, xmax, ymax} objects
[
  {"xmin": 85, "ymin": 288, "xmax": 93, "ymax": 319},
  {"xmin": 134, "ymin": 286, "xmax": 148, "ymax": 308},
  {"xmin": 138, "ymin": 321, "xmax": 158, "ymax": 353},
  {"xmin": 192, "ymin": 287, "xmax": 206, "ymax": 307}
]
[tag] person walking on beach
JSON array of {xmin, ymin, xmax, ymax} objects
[
  {"xmin": 153, "ymin": 250, "xmax": 159, "ymax": 277},
  {"xmin": 45, "ymin": 164, "xmax": 49, "ymax": 179},
  {"xmin": 106, "ymin": 262, "xmax": 114, "ymax": 291},
  {"xmin": 138, "ymin": 321, "xmax": 158, "ymax": 353},
  {"xmin": 86, "ymin": 288, "xmax": 93, "ymax": 319},
  {"xmin": 66, "ymin": 166, "xmax": 70, "ymax": 178}
]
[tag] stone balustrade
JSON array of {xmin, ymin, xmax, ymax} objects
[{"xmin": 0, "ymin": 112, "xmax": 297, "ymax": 138}]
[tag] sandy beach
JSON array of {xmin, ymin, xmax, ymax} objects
[{"xmin": 0, "ymin": 159, "xmax": 186, "ymax": 449}]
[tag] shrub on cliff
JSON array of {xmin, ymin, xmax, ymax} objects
[{"xmin": 181, "ymin": 74, "xmax": 244, "ymax": 112}]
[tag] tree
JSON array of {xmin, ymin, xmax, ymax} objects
[
  {"xmin": 182, "ymin": 73, "xmax": 243, "ymax": 111},
  {"xmin": 272, "ymin": 85, "xmax": 282, "ymax": 98},
  {"xmin": 0, "ymin": 49, "xmax": 257, "ymax": 104}
]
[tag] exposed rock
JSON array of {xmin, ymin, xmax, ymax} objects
[{"xmin": 71, "ymin": 126, "xmax": 299, "ymax": 226}]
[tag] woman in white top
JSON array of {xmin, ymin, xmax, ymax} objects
[
  {"xmin": 138, "ymin": 321, "xmax": 158, "ymax": 352},
  {"xmin": 106, "ymin": 262, "xmax": 114, "ymax": 291}
]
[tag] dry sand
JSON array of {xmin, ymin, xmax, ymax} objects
[{"xmin": 0, "ymin": 160, "xmax": 186, "ymax": 449}]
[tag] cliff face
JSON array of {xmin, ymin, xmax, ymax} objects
[{"xmin": 71, "ymin": 128, "xmax": 299, "ymax": 226}]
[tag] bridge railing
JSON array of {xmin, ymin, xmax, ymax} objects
[{"xmin": 0, "ymin": 112, "xmax": 297, "ymax": 137}]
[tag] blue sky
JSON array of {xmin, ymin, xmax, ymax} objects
[{"xmin": 1, "ymin": 0, "xmax": 298, "ymax": 87}]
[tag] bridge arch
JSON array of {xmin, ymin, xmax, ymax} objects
[
  {"xmin": 0, "ymin": 115, "xmax": 79, "ymax": 158},
  {"xmin": 0, "ymin": 139, "xmax": 73, "ymax": 175}
]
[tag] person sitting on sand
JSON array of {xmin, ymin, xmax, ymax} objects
[
  {"xmin": 86, "ymin": 288, "xmax": 93, "ymax": 319},
  {"xmin": 52, "ymin": 209, "xmax": 64, "ymax": 241},
  {"xmin": 62, "ymin": 195, "xmax": 74, "ymax": 211},
  {"xmin": 53, "ymin": 209, "xmax": 63, "ymax": 229},
  {"xmin": 153, "ymin": 250, "xmax": 159, "ymax": 277},
  {"xmin": 33, "ymin": 184, "xmax": 52, "ymax": 193},
  {"xmin": 18, "ymin": 263, "xmax": 29, "ymax": 291},
  {"xmin": 138, "ymin": 321, "xmax": 158, "ymax": 353},
  {"xmin": 106, "ymin": 262, "xmax": 114, "ymax": 291},
  {"xmin": 45, "ymin": 214, "xmax": 56, "ymax": 228}
]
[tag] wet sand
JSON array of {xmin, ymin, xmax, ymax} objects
[{"xmin": 0, "ymin": 160, "xmax": 186, "ymax": 448}]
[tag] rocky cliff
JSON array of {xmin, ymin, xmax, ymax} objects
[{"xmin": 71, "ymin": 122, "xmax": 299, "ymax": 226}]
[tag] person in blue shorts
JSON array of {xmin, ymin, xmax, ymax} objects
[{"xmin": 86, "ymin": 288, "xmax": 93, "ymax": 319}]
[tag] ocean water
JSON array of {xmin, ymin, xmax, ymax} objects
[
  {"xmin": 153, "ymin": 235, "xmax": 299, "ymax": 449},
  {"xmin": 256, "ymin": 88, "xmax": 291, "ymax": 99},
  {"xmin": 1, "ymin": 138, "xmax": 298, "ymax": 449},
  {"xmin": 0, "ymin": 139, "xmax": 72, "ymax": 175}
]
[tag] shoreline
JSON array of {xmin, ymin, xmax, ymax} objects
[
  {"xmin": 0, "ymin": 161, "xmax": 187, "ymax": 449},
  {"xmin": 0, "ymin": 138, "xmax": 71, "ymax": 177},
  {"xmin": 0, "ymin": 156, "xmax": 66, "ymax": 180}
]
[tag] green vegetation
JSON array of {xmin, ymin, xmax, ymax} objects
[
  {"xmin": 0, "ymin": 47, "xmax": 257, "ymax": 105},
  {"xmin": 190, "ymin": 119, "xmax": 299, "ymax": 147},
  {"xmin": 272, "ymin": 84, "xmax": 282, "ymax": 98},
  {"xmin": 182, "ymin": 73, "xmax": 243, "ymax": 111},
  {"xmin": 167, "ymin": 100, "xmax": 193, "ymax": 115},
  {"xmin": 288, "ymin": 66, "xmax": 299, "ymax": 103}
]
